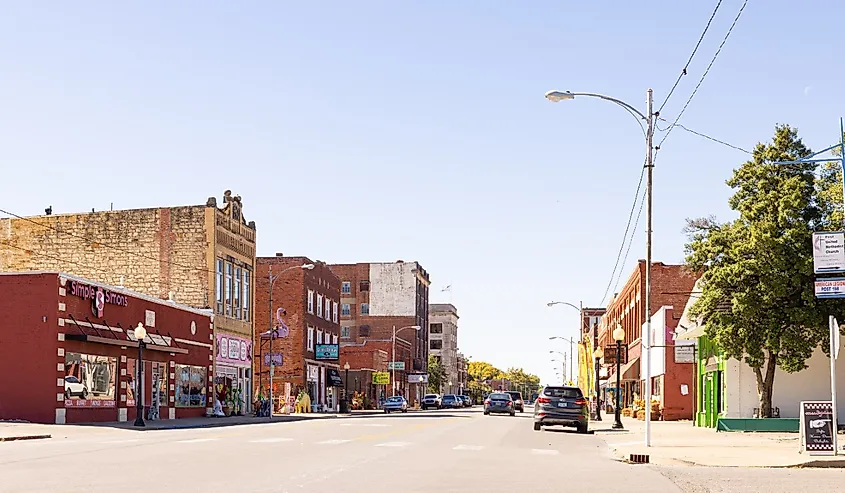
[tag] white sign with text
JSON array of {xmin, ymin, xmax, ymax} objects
[{"xmin": 813, "ymin": 232, "xmax": 845, "ymax": 273}]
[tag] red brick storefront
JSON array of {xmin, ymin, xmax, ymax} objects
[{"xmin": 0, "ymin": 272, "xmax": 213, "ymax": 424}]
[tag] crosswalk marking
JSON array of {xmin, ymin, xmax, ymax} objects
[
  {"xmin": 531, "ymin": 449, "xmax": 560, "ymax": 456},
  {"xmin": 316, "ymin": 439, "xmax": 351, "ymax": 445},
  {"xmin": 176, "ymin": 438, "xmax": 217, "ymax": 444},
  {"xmin": 250, "ymin": 438, "xmax": 294, "ymax": 443},
  {"xmin": 453, "ymin": 445, "xmax": 484, "ymax": 451},
  {"xmin": 375, "ymin": 441, "xmax": 411, "ymax": 447}
]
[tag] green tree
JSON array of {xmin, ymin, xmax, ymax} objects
[
  {"xmin": 467, "ymin": 361, "xmax": 502, "ymax": 382},
  {"xmin": 503, "ymin": 367, "xmax": 541, "ymax": 395},
  {"xmin": 686, "ymin": 124, "xmax": 845, "ymax": 417},
  {"xmin": 427, "ymin": 355, "xmax": 446, "ymax": 393}
]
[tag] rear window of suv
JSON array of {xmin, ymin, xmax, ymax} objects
[
  {"xmin": 489, "ymin": 393, "xmax": 511, "ymax": 400},
  {"xmin": 506, "ymin": 392, "xmax": 522, "ymax": 400},
  {"xmin": 424, "ymin": 395, "xmax": 438, "ymax": 399},
  {"xmin": 543, "ymin": 387, "xmax": 582, "ymax": 398}
]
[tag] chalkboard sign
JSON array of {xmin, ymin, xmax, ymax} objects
[{"xmin": 800, "ymin": 401, "xmax": 835, "ymax": 455}]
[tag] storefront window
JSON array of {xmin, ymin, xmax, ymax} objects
[
  {"xmin": 175, "ymin": 365, "xmax": 207, "ymax": 408},
  {"xmin": 64, "ymin": 352, "xmax": 116, "ymax": 407},
  {"xmin": 216, "ymin": 259, "xmax": 224, "ymax": 314},
  {"xmin": 243, "ymin": 269, "xmax": 251, "ymax": 322}
]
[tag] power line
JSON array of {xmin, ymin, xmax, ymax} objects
[
  {"xmin": 599, "ymin": 162, "xmax": 646, "ymax": 306},
  {"xmin": 611, "ymin": 177, "xmax": 648, "ymax": 295},
  {"xmin": 669, "ymin": 122, "xmax": 752, "ymax": 154},
  {"xmin": 0, "ymin": 208, "xmax": 217, "ymax": 276},
  {"xmin": 657, "ymin": 0, "xmax": 725, "ymax": 115},
  {"xmin": 658, "ymin": 0, "xmax": 749, "ymax": 149}
]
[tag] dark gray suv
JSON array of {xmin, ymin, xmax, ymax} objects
[{"xmin": 533, "ymin": 386, "xmax": 588, "ymax": 433}]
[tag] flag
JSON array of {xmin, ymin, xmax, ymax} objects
[{"xmin": 442, "ymin": 285, "xmax": 452, "ymax": 292}]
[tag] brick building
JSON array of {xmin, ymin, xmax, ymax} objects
[
  {"xmin": 254, "ymin": 255, "xmax": 341, "ymax": 412},
  {"xmin": 338, "ymin": 343, "xmax": 389, "ymax": 408},
  {"xmin": 0, "ymin": 191, "xmax": 257, "ymax": 414},
  {"xmin": 0, "ymin": 272, "xmax": 213, "ymax": 424},
  {"xmin": 330, "ymin": 261, "xmax": 430, "ymax": 405},
  {"xmin": 598, "ymin": 261, "xmax": 698, "ymax": 412},
  {"xmin": 429, "ymin": 303, "xmax": 459, "ymax": 394}
]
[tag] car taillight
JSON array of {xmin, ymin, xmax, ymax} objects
[
  {"xmin": 484, "ymin": 400, "xmax": 490, "ymax": 405},
  {"xmin": 506, "ymin": 401, "xmax": 512, "ymax": 406},
  {"xmin": 537, "ymin": 397, "xmax": 551, "ymax": 404},
  {"xmin": 574, "ymin": 398, "xmax": 587, "ymax": 406}
]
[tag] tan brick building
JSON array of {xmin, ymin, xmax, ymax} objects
[
  {"xmin": 254, "ymin": 255, "xmax": 341, "ymax": 412},
  {"xmin": 0, "ymin": 190, "xmax": 257, "ymax": 413}
]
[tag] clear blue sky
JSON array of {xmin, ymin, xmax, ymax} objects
[{"xmin": 1, "ymin": 1, "xmax": 841, "ymax": 386}]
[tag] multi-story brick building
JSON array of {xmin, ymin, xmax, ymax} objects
[
  {"xmin": 254, "ymin": 255, "xmax": 341, "ymax": 412},
  {"xmin": 339, "ymin": 342, "xmax": 389, "ymax": 409},
  {"xmin": 330, "ymin": 261, "xmax": 430, "ymax": 405},
  {"xmin": 429, "ymin": 303, "xmax": 459, "ymax": 394},
  {"xmin": 597, "ymin": 261, "xmax": 698, "ymax": 412},
  {"xmin": 0, "ymin": 190, "xmax": 257, "ymax": 414}
]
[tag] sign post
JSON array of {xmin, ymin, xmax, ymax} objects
[{"xmin": 831, "ymin": 316, "xmax": 841, "ymax": 455}]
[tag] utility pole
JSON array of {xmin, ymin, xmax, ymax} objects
[{"xmin": 644, "ymin": 88, "xmax": 655, "ymax": 447}]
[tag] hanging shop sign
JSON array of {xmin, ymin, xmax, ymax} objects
[
  {"xmin": 372, "ymin": 372, "xmax": 390, "ymax": 385},
  {"xmin": 407, "ymin": 374, "xmax": 428, "ymax": 384},
  {"xmin": 315, "ymin": 343, "xmax": 339, "ymax": 361},
  {"xmin": 264, "ymin": 352, "xmax": 283, "ymax": 367},
  {"xmin": 216, "ymin": 334, "xmax": 252, "ymax": 367},
  {"xmin": 674, "ymin": 345, "xmax": 695, "ymax": 364},
  {"xmin": 800, "ymin": 401, "xmax": 835, "ymax": 455},
  {"xmin": 603, "ymin": 345, "xmax": 628, "ymax": 365}
]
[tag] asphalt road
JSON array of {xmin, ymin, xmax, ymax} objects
[{"xmin": 1, "ymin": 408, "xmax": 844, "ymax": 492}]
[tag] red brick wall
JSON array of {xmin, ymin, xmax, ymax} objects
[
  {"xmin": 254, "ymin": 257, "xmax": 340, "ymax": 397},
  {"xmin": 659, "ymin": 308, "xmax": 695, "ymax": 420}
]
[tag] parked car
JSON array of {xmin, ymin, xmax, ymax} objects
[
  {"xmin": 533, "ymin": 385, "xmax": 589, "ymax": 433},
  {"xmin": 441, "ymin": 394, "xmax": 461, "ymax": 409},
  {"xmin": 459, "ymin": 395, "xmax": 473, "ymax": 407},
  {"xmin": 383, "ymin": 395, "xmax": 408, "ymax": 413},
  {"xmin": 64, "ymin": 375, "xmax": 88, "ymax": 399},
  {"xmin": 422, "ymin": 394, "xmax": 442, "ymax": 410},
  {"xmin": 484, "ymin": 392, "xmax": 515, "ymax": 416},
  {"xmin": 505, "ymin": 391, "xmax": 525, "ymax": 412}
]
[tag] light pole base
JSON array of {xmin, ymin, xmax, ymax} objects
[
  {"xmin": 612, "ymin": 420, "xmax": 624, "ymax": 430},
  {"xmin": 133, "ymin": 416, "xmax": 145, "ymax": 427}
]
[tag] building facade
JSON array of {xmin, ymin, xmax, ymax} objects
[
  {"xmin": 330, "ymin": 261, "xmax": 430, "ymax": 405},
  {"xmin": 457, "ymin": 353, "xmax": 469, "ymax": 395},
  {"xmin": 254, "ymin": 255, "xmax": 342, "ymax": 412},
  {"xmin": 429, "ymin": 303, "xmax": 459, "ymax": 394},
  {"xmin": 0, "ymin": 272, "xmax": 213, "ymax": 424},
  {"xmin": 597, "ymin": 261, "xmax": 698, "ymax": 411},
  {"xmin": 339, "ymin": 343, "xmax": 389, "ymax": 409},
  {"xmin": 0, "ymin": 191, "xmax": 257, "ymax": 414}
]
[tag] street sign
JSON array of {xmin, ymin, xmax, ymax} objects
[
  {"xmin": 387, "ymin": 361, "xmax": 405, "ymax": 370},
  {"xmin": 813, "ymin": 232, "xmax": 845, "ymax": 274},
  {"xmin": 372, "ymin": 372, "xmax": 390, "ymax": 385},
  {"xmin": 264, "ymin": 352, "xmax": 283, "ymax": 366},
  {"xmin": 315, "ymin": 343, "xmax": 339, "ymax": 360},
  {"xmin": 407, "ymin": 374, "xmax": 428, "ymax": 383},
  {"xmin": 674, "ymin": 345, "xmax": 695, "ymax": 364},
  {"xmin": 800, "ymin": 401, "xmax": 835, "ymax": 455},
  {"xmin": 814, "ymin": 278, "xmax": 845, "ymax": 298}
]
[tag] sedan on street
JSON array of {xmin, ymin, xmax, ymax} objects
[
  {"xmin": 533, "ymin": 386, "xmax": 589, "ymax": 433},
  {"xmin": 483, "ymin": 392, "xmax": 515, "ymax": 416},
  {"xmin": 383, "ymin": 396, "xmax": 408, "ymax": 413}
]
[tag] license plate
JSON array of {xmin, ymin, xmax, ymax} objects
[{"xmin": 558, "ymin": 402, "xmax": 567, "ymax": 408}]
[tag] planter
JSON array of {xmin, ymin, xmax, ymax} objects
[
  {"xmin": 622, "ymin": 408, "xmax": 633, "ymax": 417},
  {"xmin": 636, "ymin": 410, "xmax": 661, "ymax": 421}
]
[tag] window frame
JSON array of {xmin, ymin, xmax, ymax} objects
[
  {"xmin": 307, "ymin": 326, "xmax": 315, "ymax": 352},
  {"xmin": 332, "ymin": 301, "xmax": 338, "ymax": 323},
  {"xmin": 341, "ymin": 326, "xmax": 350, "ymax": 338},
  {"xmin": 360, "ymin": 303, "xmax": 369, "ymax": 315},
  {"xmin": 243, "ymin": 269, "xmax": 251, "ymax": 322},
  {"xmin": 317, "ymin": 294, "xmax": 323, "ymax": 318},
  {"xmin": 215, "ymin": 259, "xmax": 224, "ymax": 314},
  {"xmin": 341, "ymin": 303, "xmax": 351, "ymax": 316},
  {"xmin": 341, "ymin": 281, "xmax": 351, "ymax": 294},
  {"xmin": 234, "ymin": 266, "xmax": 242, "ymax": 319},
  {"xmin": 224, "ymin": 262, "xmax": 233, "ymax": 317},
  {"xmin": 307, "ymin": 290, "xmax": 314, "ymax": 314}
]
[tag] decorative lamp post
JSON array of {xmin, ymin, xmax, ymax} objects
[
  {"xmin": 133, "ymin": 323, "xmax": 147, "ymax": 427},
  {"xmin": 343, "ymin": 362, "xmax": 351, "ymax": 413},
  {"xmin": 612, "ymin": 325, "xmax": 625, "ymax": 430},
  {"xmin": 593, "ymin": 346, "xmax": 604, "ymax": 421}
]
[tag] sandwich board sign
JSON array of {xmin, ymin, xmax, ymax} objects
[{"xmin": 800, "ymin": 401, "xmax": 835, "ymax": 455}]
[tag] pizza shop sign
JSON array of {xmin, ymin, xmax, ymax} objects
[{"xmin": 69, "ymin": 281, "xmax": 129, "ymax": 317}]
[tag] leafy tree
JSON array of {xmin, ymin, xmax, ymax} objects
[
  {"xmin": 467, "ymin": 361, "xmax": 502, "ymax": 382},
  {"xmin": 686, "ymin": 124, "xmax": 845, "ymax": 417},
  {"xmin": 427, "ymin": 355, "xmax": 446, "ymax": 393},
  {"xmin": 503, "ymin": 367, "xmax": 541, "ymax": 395}
]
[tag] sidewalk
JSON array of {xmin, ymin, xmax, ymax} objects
[{"xmin": 593, "ymin": 416, "xmax": 845, "ymax": 468}]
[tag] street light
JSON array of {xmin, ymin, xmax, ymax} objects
[
  {"xmin": 133, "ymin": 323, "xmax": 147, "ymax": 427},
  {"xmin": 343, "ymin": 361, "xmax": 351, "ymax": 414},
  {"xmin": 594, "ymin": 346, "xmax": 604, "ymax": 421},
  {"xmin": 392, "ymin": 325, "xmax": 421, "ymax": 397},
  {"xmin": 267, "ymin": 262, "xmax": 315, "ymax": 419},
  {"xmin": 548, "ymin": 300, "xmax": 582, "ymax": 386},
  {"xmin": 546, "ymin": 88, "xmax": 654, "ymax": 440},
  {"xmin": 612, "ymin": 325, "xmax": 626, "ymax": 430}
]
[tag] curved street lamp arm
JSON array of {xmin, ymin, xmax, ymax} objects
[
  {"xmin": 547, "ymin": 301, "xmax": 580, "ymax": 312},
  {"xmin": 567, "ymin": 92, "xmax": 648, "ymax": 121}
]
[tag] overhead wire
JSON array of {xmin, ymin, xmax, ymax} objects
[
  {"xmin": 657, "ymin": 0, "xmax": 725, "ymax": 115},
  {"xmin": 658, "ymin": 0, "xmax": 750, "ymax": 150}
]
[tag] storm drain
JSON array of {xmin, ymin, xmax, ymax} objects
[{"xmin": 629, "ymin": 454, "xmax": 650, "ymax": 464}]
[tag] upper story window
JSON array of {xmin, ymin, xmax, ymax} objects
[
  {"xmin": 317, "ymin": 294, "xmax": 323, "ymax": 317},
  {"xmin": 215, "ymin": 259, "xmax": 224, "ymax": 314},
  {"xmin": 307, "ymin": 290, "xmax": 314, "ymax": 314},
  {"xmin": 430, "ymin": 339, "xmax": 443, "ymax": 350},
  {"xmin": 332, "ymin": 334, "xmax": 338, "ymax": 344},
  {"xmin": 430, "ymin": 323, "xmax": 443, "ymax": 334},
  {"xmin": 234, "ymin": 267, "xmax": 242, "ymax": 319},
  {"xmin": 317, "ymin": 329, "xmax": 323, "ymax": 346},
  {"xmin": 341, "ymin": 327, "xmax": 350, "ymax": 338},
  {"xmin": 325, "ymin": 299, "xmax": 332, "ymax": 321},
  {"xmin": 225, "ymin": 262, "xmax": 233, "ymax": 317},
  {"xmin": 332, "ymin": 301, "xmax": 338, "ymax": 323},
  {"xmin": 359, "ymin": 280, "xmax": 370, "ymax": 292},
  {"xmin": 360, "ymin": 303, "xmax": 369, "ymax": 315},
  {"xmin": 341, "ymin": 304, "xmax": 351, "ymax": 316},
  {"xmin": 243, "ymin": 270, "xmax": 251, "ymax": 322},
  {"xmin": 341, "ymin": 282, "xmax": 351, "ymax": 294},
  {"xmin": 307, "ymin": 326, "xmax": 315, "ymax": 352}
]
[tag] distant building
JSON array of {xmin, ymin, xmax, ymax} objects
[
  {"xmin": 0, "ymin": 191, "xmax": 257, "ymax": 413},
  {"xmin": 429, "ymin": 303, "xmax": 459, "ymax": 394},
  {"xmin": 254, "ymin": 255, "xmax": 341, "ymax": 412},
  {"xmin": 330, "ymin": 261, "xmax": 430, "ymax": 404},
  {"xmin": 457, "ymin": 353, "xmax": 469, "ymax": 395}
]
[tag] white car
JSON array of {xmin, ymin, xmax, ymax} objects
[{"xmin": 64, "ymin": 376, "xmax": 88, "ymax": 399}]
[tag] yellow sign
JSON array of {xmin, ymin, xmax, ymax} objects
[{"xmin": 372, "ymin": 372, "xmax": 390, "ymax": 385}]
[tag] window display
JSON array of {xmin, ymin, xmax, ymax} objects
[
  {"xmin": 64, "ymin": 352, "xmax": 116, "ymax": 407},
  {"xmin": 175, "ymin": 365, "xmax": 207, "ymax": 407},
  {"xmin": 127, "ymin": 360, "xmax": 167, "ymax": 407}
]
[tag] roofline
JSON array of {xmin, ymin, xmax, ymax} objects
[{"xmin": 0, "ymin": 271, "xmax": 214, "ymax": 319}]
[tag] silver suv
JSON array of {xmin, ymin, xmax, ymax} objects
[{"xmin": 421, "ymin": 394, "xmax": 442, "ymax": 410}]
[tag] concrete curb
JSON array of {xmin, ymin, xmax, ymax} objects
[
  {"xmin": 605, "ymin": 443, "xmax": 845, "ymax": 469},
  {"xmin": 0, "ymin": 434, "xmax": 51, "ymax": 442}
]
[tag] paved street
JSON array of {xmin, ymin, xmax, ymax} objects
[{"xmin": 2, "ymin": 408, "xmax": 845, "ymax": 492}]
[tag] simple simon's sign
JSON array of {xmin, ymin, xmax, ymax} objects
[{"xmin": 69, "ymin": 281, "xmax": 129, "ymax": 318}]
